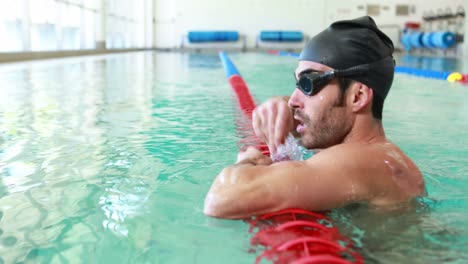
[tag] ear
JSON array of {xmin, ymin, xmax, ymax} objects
[{"xmin": 347, "ymin": 82, "xmax": 373, "ymax": 113}]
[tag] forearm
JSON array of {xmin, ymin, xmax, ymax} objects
[
  {"xmin": 204, "ymin": 147, "xmax": 276, "ymax": 218},
  {"xmin": 236, "ymin": 156, "xmax": 271, "ymax": 166},
  {"xmin": 204, "ymin": 161, "xmax": 284, "ymax": 219},
  {"xmin": 204, "ymin": 165, "xmax": 256, "ymax": 218}
]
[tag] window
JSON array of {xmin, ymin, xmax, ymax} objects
[
  {"xmin": 0, "ymin": 0, "xmax": 151, "ymax": 53},
  {"xmin": 30, "ymin": 0, "xmax": 58, "ymax": 51},
  {"xmin": 0, "ymin": 1, "xmax": 25, "ymax": 52},
  {"xmin": 60, "ymin": 3, "xmax": 82, "ymax": 50},
  {"xmin": 106, "ymin": 0, "xmax": 146, "ymax": 49},
  {"xmin": 367, "ymin": 4, "xmax": 380, "ymax": 16},
  {"xmin": 396, "ymin": 5, "xmax": 410, "ymax": 16},
  {"xmin": 82, "ymin": 9, "xmax": 96, "ymax": 49}
]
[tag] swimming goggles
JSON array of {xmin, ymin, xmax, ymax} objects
[{"xmin": 294, "ymin": 57, "xmax": 394, "ymax": 96}]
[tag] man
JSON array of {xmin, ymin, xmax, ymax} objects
[{"xmin": 204, "ymin": 16, "xmax": 425, "ymax": 219}]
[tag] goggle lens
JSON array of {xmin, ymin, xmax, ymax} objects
[{"xmin": 295, "ymin": 71, "xmax": 331, "ymax": 96}]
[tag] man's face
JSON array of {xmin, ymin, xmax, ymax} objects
[{"xmin": 289, "ymin": 61, "xmax": 353, "ymax": 149}]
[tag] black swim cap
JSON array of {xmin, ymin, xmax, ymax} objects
[{"xmin": 299, "ymin": 16, "xmax": 395, "ymax": 100}]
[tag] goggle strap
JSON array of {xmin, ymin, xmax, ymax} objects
[
  {"xmin": 334, "ymin": 64, "xmax": 369, "ymax": 77},
  {"xmin": 333, "ymin": 56, "xmax": 394, "ymax": 78}
]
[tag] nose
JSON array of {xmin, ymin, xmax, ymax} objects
[{"xmin": 288, "ymin": 88, "xmax": 304, "ymax": 109}]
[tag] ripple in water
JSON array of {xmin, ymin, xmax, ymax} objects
[{"xmin": 2, "ymin": 236, "xmax": 17, "ymax": 247}]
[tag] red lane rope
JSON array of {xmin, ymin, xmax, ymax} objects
[
  {"xmin": 228, "ymin": 75, "xmax": 270, "ymax": 155},
  {"xmin": 220, "ymin": 52, "xmax": 363, "ymax": 264},
  {"xmin": 229, "ymin": 75, "xmax": 257, "ymax": 119}
]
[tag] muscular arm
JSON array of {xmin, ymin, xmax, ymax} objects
[{"xmin": 203, "ymin": 145, "xmax": 379, "ymax": 219}]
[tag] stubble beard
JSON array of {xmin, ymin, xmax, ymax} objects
[{"xmin": 298, "ymin": 105, "xmax": 351, "ymax": 150}]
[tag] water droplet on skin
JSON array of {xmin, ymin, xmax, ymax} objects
[
  {"xmin": 349, "ymin": 183, "xmax": 357, "ymax": 200},
  {"xmin": 219, "ymin": 173, "xmax": 226, "ymax": 184}
]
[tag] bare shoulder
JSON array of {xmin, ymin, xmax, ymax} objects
[{"xmin": 306, "ymin": 141, "xmax": 425, "ymax": 206}]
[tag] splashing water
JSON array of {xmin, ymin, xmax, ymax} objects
[{"xmin": 270, "ymin": 133, "xmax": 310, "ymax": 162}]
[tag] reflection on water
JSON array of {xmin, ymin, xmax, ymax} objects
[
  {"xmin": 0, "ymin": 52, "xmax": 243, "ymax": 263},
  {"xmin": 0, "ymin": 54, "xmax": 154, "ymax": 262},
  {"xmin": 0, "ymin": 52, "xmax": 468, "ymax": 263},
  {"xmin": 396, "ymin": 54, "xmax": 465, "ymax": 73}
]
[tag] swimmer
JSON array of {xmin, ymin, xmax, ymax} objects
[{"xmin": 204, "ymin": 16, "xmax": 425, "ymax": 219}]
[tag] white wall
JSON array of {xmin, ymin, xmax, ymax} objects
[
  {"xmin": 154, "ymin": 0, "xmax": 177, "ymax": 48},
  {"xmin": 154, "ymin": 0, "xmax": 326, "ymax": 49},
  {"xmin": 154, "ymin": 0, "xmax": 466, "ymax": 50}
]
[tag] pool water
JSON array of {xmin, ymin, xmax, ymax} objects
[
  {"xmin": 397, "ymin": 54, "xmax": 468, "ymax": 73},
  {"xmin": 0, "ymin": 51, "xmax": 467, "ymax": 263}
]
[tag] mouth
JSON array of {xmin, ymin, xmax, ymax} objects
[
  {"xmin": 294, "ymin": 115, "xmax": 306, "ymax": 134},
  {"xmin": 294, "ymin": 115, "xmax": 303, "ymax": 123}
]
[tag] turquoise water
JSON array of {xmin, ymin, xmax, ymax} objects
[
  {"xmin": 0, "ymin": 52, "xmax": 467, "ymax": 263},
  {"xmin": 397, "ymin": 54, "xmax": 467, "ymax": 73}
]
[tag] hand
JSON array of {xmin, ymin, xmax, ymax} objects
[
  {"xmin": 236, "ymin": 147, "xmax": 272, "ymax": 166},
  {"xmin": 252, "ymin": 96, "xmax": 295, "ymax": 153}
]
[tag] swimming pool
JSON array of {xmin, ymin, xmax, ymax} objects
[{"xmin": 0, "ymin": 51, "xmax": 467, "ymax": 263}]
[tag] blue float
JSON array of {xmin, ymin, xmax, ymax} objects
[
  {"xmin": 280, "ymin": 31, "xmax": 303, "ymax": 42},
  {"xmin": 409, "ymin": 32, "xmax": 424, "ymax": 48},
  {"xmin": 431, "ymin": 31, "xmax": 456, "ymax": 48},
  {"xmin": 421, "ymin": 32, "xmax": 436, "ymax": 48},
  {"xmin": 260, "ymin": 31, "xmax": 303, "ymax": 42},
  {"xmin": 260, "ymin": 31, "xmax": 281, "ymax": 41},
  {"xmin": 401, "ymin": 33, "xmax": 413, "ymax": 51},
  {"xmin": 188, "ymin": 31, "xmax": 239, "ymax": 43},
  {"xmin": 219, "ymin": 52, "xmax": 240, "ymax": 77},
  {"xmin": 402, "ymin": 31, "xmax": 456, "ymax": 50}
]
